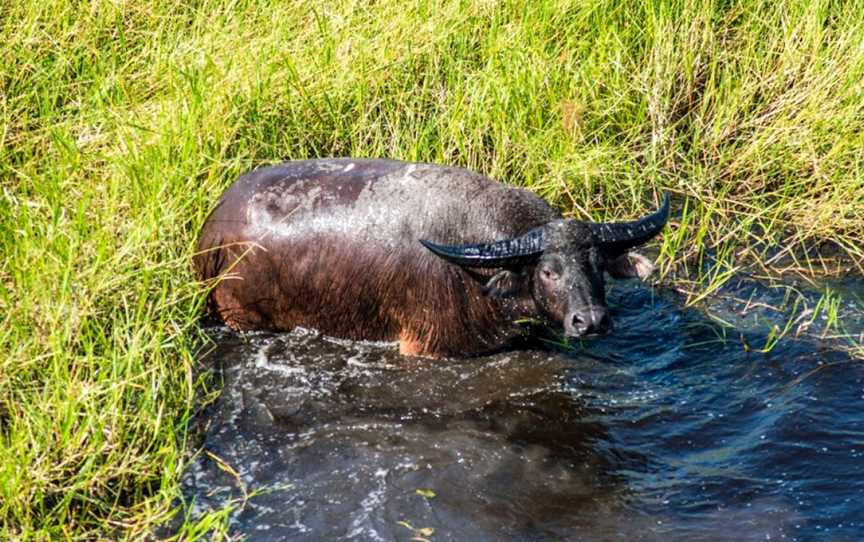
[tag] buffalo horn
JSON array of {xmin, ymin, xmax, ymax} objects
[
  {"xmin": 419, "ymin": 227, "xmax": 545, "ymax": 268},
  {"xmin": 589, "ymin": 193, "xmax": 670, "ymax": 254}
]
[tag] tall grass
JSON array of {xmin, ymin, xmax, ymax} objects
[{"xmin": 2, "ymin": 0, "xmax": 863, "ymax": 537}]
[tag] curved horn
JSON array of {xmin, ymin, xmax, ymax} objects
[
  {"xmin": 589, "ymin": 193, "xmax": 670, "ymax": 254},
  {"xmin": 419, "ymin": 227, "xmax": 545, "ymax": 268}
]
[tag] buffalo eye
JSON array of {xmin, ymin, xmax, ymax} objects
[{"xmin": 540, "ymin": 265, "xmax": 559, "ymax": 282}]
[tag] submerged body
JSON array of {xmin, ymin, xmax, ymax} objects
[{"xmin": 195, "ymin": 159, "xmax": 667, "ymax": 356}]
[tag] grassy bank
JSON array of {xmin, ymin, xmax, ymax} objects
[{"xmin": 2, "ymin": 0, "xmax": 863, "ymax": 537}]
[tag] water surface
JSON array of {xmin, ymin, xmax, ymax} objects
[{"xmin": 182, "ymin": 276, "xmax": 864, "ymax": 541}]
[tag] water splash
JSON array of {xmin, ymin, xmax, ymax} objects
[{"xmin": 180, "ymin": 277, "xmax": 864, "ymax": 541}]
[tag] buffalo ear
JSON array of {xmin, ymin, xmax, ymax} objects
[
  {"xmin": 482, "ymin": 269, "xmax": 528, "ymax": 299},
  {"xmin": 606, "ymin": 252, "xmax": 655, "ymax": 281}
]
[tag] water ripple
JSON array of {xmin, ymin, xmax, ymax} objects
[{"xmin": 178, "ymin": 277, "xmax": 864, "ymax": 541}]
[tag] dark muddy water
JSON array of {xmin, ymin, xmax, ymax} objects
[{"xmin": 182, "ymin": 276, "xmax": 864, "ymax": 541}]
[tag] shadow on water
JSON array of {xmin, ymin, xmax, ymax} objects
[{"xmin": 180, "ymin": 277, "xmax": 864, "ymax": 541}]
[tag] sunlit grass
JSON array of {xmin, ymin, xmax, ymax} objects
[{"xmin": 2, "ymin": 0, "xmax": 864, "ymax": 537}]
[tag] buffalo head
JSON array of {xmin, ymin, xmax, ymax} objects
[{"xmin": 420, "ymin": 194, "xmax": 670, "ymax": 340}]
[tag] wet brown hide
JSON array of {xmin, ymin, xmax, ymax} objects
[
  {"xmin": 198, "ymin": 233, "xmax": 536, "ymax": 356},
  {"xmin": 195, "ymin": 159, "xmax": 556, "ymax": 357}
]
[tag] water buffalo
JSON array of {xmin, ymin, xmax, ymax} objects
[{"xmin": 195, "ymin": 159, "xmax": 669, "ymax": 357}]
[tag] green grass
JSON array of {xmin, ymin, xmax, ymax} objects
[{"xmin": 2, "ymin": 0, "xmax": 864, "ymax": 538}]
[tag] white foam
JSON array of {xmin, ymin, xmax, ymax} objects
[{"xmin": 346, "ymin": 468, "xmax": 390, "ymax": 541}]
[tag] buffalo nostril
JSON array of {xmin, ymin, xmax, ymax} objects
[
  {"xmin": 567, "ymin": 309, "xmax": 610, "ymax": 337},
  {"xmin": 570, "ymin": 313, "xmax": 587, "ymax": 333}
]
